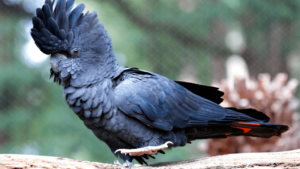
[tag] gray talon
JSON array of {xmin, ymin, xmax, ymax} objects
[
  {"xmin": 114, "ymin": 160, "xmax": 121, "ymax": 165},
  {"xmin": 123, "ymin": 160, "xmax": 133, "ymax": 167}
]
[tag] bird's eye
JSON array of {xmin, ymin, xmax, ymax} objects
[{"xmin": 73, "ymin": 50, "xmax": 79, "ymax": 54}]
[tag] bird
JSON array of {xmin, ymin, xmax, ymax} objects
[{"xmin": 31, "ymin": 0, "xmax": 289, "ymax": 166}]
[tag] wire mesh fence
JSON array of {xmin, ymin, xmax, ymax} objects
[{"xmin": 0, "ymin": 0, "xmax": 299, "ymax": 164}]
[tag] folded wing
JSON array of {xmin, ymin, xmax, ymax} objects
[{"xmin": 114, "ymin": 70, "xmax": 262, "ymax": 131}]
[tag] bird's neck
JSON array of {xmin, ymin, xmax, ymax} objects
[{"xmin": 61, "ymin": 53, "xmax": 122, "ymax": 88}]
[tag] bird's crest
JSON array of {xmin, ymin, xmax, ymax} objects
[{"xmin": 31, "ymin": 0, "xmax": 103, "ymax": 55}]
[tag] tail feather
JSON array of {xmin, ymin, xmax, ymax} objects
[
  {"xmin": 225, "ymin": 108, "xmax": 288, "ymax": 138},
  {"xmin": 186, "ymin": 105, "xmax": 289, "ymax": 141},
  {"xmin": 186, "ymin": 122, "xmax": 289, "ymax": 141},
  {"xmin": 226, "ymin": 108, "xmax": 270, "ymax": 122},
  {"xmin": 230, "ymin": 122, "xmax": 289, "ymax": 138}
]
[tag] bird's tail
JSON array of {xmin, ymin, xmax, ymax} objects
[
  {"xmin": 228, "ymin": 121, "xmax": 288, "ymax": 138},
  {"xmin": 186, "ymin": 108, "xmax": 289, "ymax": 140},
  {"xmin": 225, "ymin": 107, "xmax": 289, "ymax": 138}
]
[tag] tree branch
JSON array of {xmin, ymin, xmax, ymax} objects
[
  {"xmin": 1, "ymin": 149, "xmax": 300, "ymax": 168},
  {"xmin": 0, "ymin": 154, "xmax": 113, "ymax": 169},
  {"xmin": 151, "ymin": 149, "xmax": 300, "ymax": 168}
]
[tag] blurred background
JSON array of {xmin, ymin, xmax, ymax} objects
[{"xmin": 0, "ymin": 0, "xmax": 300, "ymax": 165}]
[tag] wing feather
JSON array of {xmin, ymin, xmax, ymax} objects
[{"xmin": 114, "ymin": 71, "xmax": 262, "ymax": 132}]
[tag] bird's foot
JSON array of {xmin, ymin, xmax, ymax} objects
[
  {"xmin": 114, "ymin": 160, "xmax": 121, "ymax": 165},
  {"xmin": 115, "ymin": 141, "xmax": 173, "ymax": 156},
  {"xmin": 114, "ymin": 160, "xmax": 133, "ymax": 167}
]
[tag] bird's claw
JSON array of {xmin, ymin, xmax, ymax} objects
[
  {"xmin": 114, "ymin": 160, "xmax": 133, "ymax": 167},
  {"xmin": 123, "ymin": 160, "xmax": 133, "ymax": 167},
  {"xmin": 114, "ymin": 160, "xmax": 121, "ymax": 165},
  {"xmin": 114, "ymin": 141, "xmax": 173, "ymax": 156}
]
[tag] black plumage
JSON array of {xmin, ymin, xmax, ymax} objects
[{"xmin": 31, "ymin": 0, "xmax": 289, "ymax": 165}]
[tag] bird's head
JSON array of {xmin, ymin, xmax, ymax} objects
[{"xmin": 31, "ymin": 0, "xmax": 117, "ymax": 87}]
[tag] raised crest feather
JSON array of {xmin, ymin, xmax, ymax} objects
[
  {"xmin": 66, "ymin": 0, "xmax": 75, "ymax": 13},
  {"xmin": 69, "ymin": 3, "xmax": 85, "ymax": 28},
  {"xmin": 31, "ymin": 0, "xmax": 97, "ymax": 54},
  {"xmin": 57, "ymin": 11, "xmax": 69, "ymax": 32},
  {"xmin": 53, "ymin": 0, "xmax": 66, "ymax": 20}
]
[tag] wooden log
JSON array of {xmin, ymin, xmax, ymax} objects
[
  {"xmin": 1, "ymin": 149, "xmax": 300, "ymax": 169},
  {"xmin": 0, "ymin": 155, "xmax": 113, "ymax": 169},
  {"xmin": 150, "ymin": 149, "xmax": 300, "ymax": 168}
]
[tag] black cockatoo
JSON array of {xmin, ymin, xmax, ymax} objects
[{"xmin": 31, "ymin": 0, "xmax": 288, "ymax": 166}]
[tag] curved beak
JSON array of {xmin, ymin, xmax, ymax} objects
[{"xmin": 50, "ymin": 54, "xmax": 67, "ymax": 73}]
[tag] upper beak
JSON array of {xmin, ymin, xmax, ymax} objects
[{"xmin": 50, "ymin": 54, "xmax": 67, "ymax": 73}]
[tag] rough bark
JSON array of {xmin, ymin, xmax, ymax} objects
[{"xmin": 1, "ymin": 149, "xmax": 300, "ymax": 169}]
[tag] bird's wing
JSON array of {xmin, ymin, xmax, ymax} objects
[
  {"xmin": 175, "ymin": 81, "xmax": 224, "ymax": 104},
  {"xmin": 114, "ymin": 71, "xmax": 247, "ymax": 131}
]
